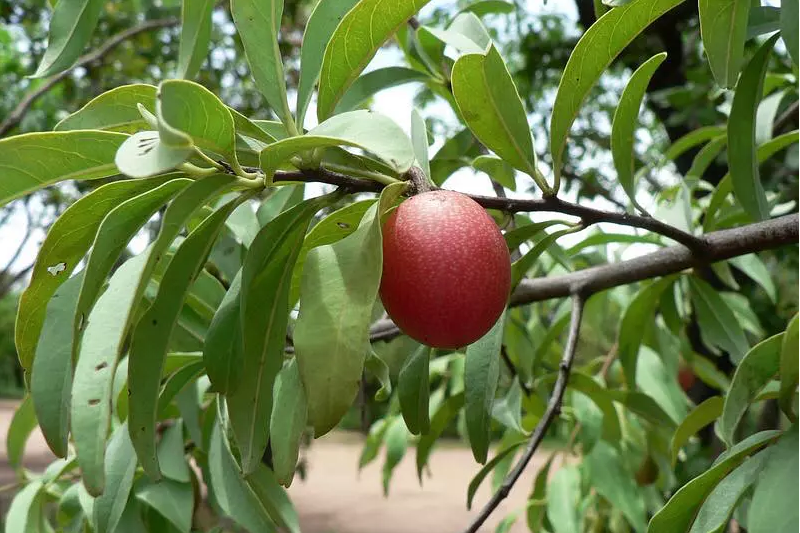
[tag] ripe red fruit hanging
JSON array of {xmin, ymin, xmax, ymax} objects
[{"xmin": 379, "ymin": 190, "xmax": 511, "ymax": 349}]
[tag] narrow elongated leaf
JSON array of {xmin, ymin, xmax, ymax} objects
[
  {"xmin": 472, "ymin": 155, "xmax": 517, "ymax": 190},
  {"xmin": 585, "ymin": 441, "xmax": 647, "ymax": 531},
  {"xmin": 382, "ymin": 417, "xmax": 409, "ymax": 495},
  {"xmin": 611, "ymin": 52, "xmax": 666, "ymax": 209},
  {"xmin": 689, "ymin": 447, "xmax": 772, "ymax": 533},
  {"xmin": 203, "ymin": 272, "xmax": 243, "ymax": 394},
  {"xmin": 32, "ymin": 0, "xmax": 102, "ymax": 77},
  {"xmin": 128, "ymin": 196, "xmax": 243, "ymax": 480},
  {"xmin": 365, "ymin": 350, "xmax": 392, "ymax": 400},
  {"xmin": 55, "ymin": 84, "xmax": 157, "ymax": 133},
  {"xmin": 647, "ymin": 430, "xmax": 780, "ymax": 532},
  {"xmin": 422, "ymin": 13, "xmax": 491, "ymax": 54},
  {"xmin": 566, "ymin": 372, "xmax": 622, "ymax": 441},
  {"xmin": 260, "ymin": 110, "xmax": 414, "ymax": 178},
  {"xmin": 527, "ymin": 454, "xmax": 555, "ymax": 532},
  {"xmin": 208, "ymin": 419, "xmax": 277, "ymax": 532},
  {"xmin": 686, "ymin": 135, "xmax": 727, "ymax": 186},
  {"xmin": 74, "ymin": 179, "xmax": 191, "ymax": 348},
  {"xmin": 398, "ymin": 346, "xmax": 431, "ymax": 435},
  {"xmin": 748, "ymin": 6, "xmax": 781, "ymax": 38},
  {"xmin": 466, "ymin": 438, "xmax": 527, "ymax": 509},
  {"xmin": 699, "ymin": 0, "xmax": 751, "ymax": 88},
  {"xmin": 606, "ymin": 389, "xmax": 676, "ymax": 427},
  {"xmin": 30, "ymin": 273, "xmax": 84, "ymax": 458},
  {"xmin": 270, "ymin": 359, "xmax": 307, "ymax": 487},
  {"xmin": 177, "ymin": 0, "xmax": 214, "ymax": 79},
  {"xmin": 0, "ymin": 131, "xmax": 127, "ymax": 207},
  {"xmin": 295, "ymin": 0, "xmax": 360, "ymax": 128},
  {"xmin": 71, "ymin": 252, "xmax": 153, "ymax": 496},
  {"xmin": 779, "ymin": 314, "xmax": 799, "ymax": 420},
  {"xmin": 257, "ymin": 185, "xmax": 305, "ymax": 226},
  {"xmin": 4, "ymin": 480, "xmax": 45, "ymax": 533},
  {"xmin": 416, "ymin": 392, "xmax": 464, "ymax": 482},
  {"xmin": 159, "ymin": 80, "xmax": 239, "ymax": 164},
  {"xmin": 720, "ymin": 333, "xmax": 783, "ymax": 445},
  {"xmin": 317, "ymin": 0, "xmax": 432, "ymax": 120},
  {"xmin": 728, "ymin": 34, "xmax": 780, "ymax": 222},
  {"xmin": 511, "ymin": 229, "xmax": 575, "ymax": 287},
  {"xmin": 157, "ymin": 424, "xmax": 190, "ymax": 483},
  {"xmin": 689, "ymin": 277, "xmax": 750, "ymax": 362},
  {"xmin": 781, "ymin": 0, "xmax": 799, "ymax": 66},
  {"xmin": 547, "ymin": 466, "xmax": 581, "ymax": 533},
  {"xmin": 459, "ymin": 0, "xmax": 515, "ymax": 17},
  {"xmin": 452, "ymin": 45, "xmax": 537, "ymax": 179},
  {"xmin": 295, "ymin": 183, "xmax": 406, "ymax": 436},
  {"xmin": 465, "ymin": 312, "xmax": 506, "ymax": 463},
  {"xmin": 730, "ymin": 254, "xmax": 776, "ymax": 303},
  {"xmin": 664, "ymin": 125, "xmax": 727, "ymax": 161},
  {"xmin": 229, "ymin": 196, "xmax": 331, "ymax": 474},
  {"xmin": 336, "ymin": 67, "xmax": 429, "ymax": 114},
  {"xmin": 231, "ymin": 0, "xmax": 293, "ymax": 127},
  {"xmin": 6, "ymin": 395, "xmax": 36, "ymax": 470},
  {"xmin": 245, "ymin": 466, "xmax": 301, "ymax": 533},
  {"xmin": 618, "ymin": 277, "xmax": 675, "ymax": 388},
  {"xmin": 748, "ymin": 424, "xmax": 799, "ymax": 533},
  {"xmin": 15, "ymin": 176, "xmax": 168, "ymax": 370},
  {"xmin": 135, "ymin": 478, "xmax": 193, "ymax": 533},
  {"xmin": 550, "ymin": 0, "xmax": 685, "ymax": 184},
  {"xmin": 93, "ymin": 423, "xmax": 137, "ymax": 533},
  {"xmin": 671, "ymin": 396, "xmax": 724, "ymax": 465},
  {"xmin": 410, "ymin": 108, "xmax": 431, "ymax": 181}
]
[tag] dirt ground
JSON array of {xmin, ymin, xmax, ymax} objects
[{"xmin": 0, "ymin": 400, "xmax": 545, "ymax": 532}]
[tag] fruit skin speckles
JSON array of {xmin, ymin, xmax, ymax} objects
[{"xmin": 379, "ymin": 190, "xmax": 511, "ymax": 349}]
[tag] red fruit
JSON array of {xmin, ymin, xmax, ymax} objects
[
  {"xmin": 678, "ymin": 366, "xmax": 696, "ymax": 392},
  {"xmin": 379, "ymin": 190, "xmax": 511, "ymax": 349}
]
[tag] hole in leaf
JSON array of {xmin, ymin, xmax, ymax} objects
[
  {"xmin": 88, "ymin": 399, "xmax": 100, "ymax": 406},
  {"xmin": 47, "ymin": 262, "xmax": 66, "ymax": 276},
  {"xmin": 95, "ymin": 362, "xmax": 108, "ymax": 371}
]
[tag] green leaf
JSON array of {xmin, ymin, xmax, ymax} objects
[
  {"xmin": 295, "ymin": 0, "xmax": 360, "ymax": 128},
  {"xmin": 636, "ymin": 345, "xmax": 688, "ymax": 423},
  {"xmin": 270, "ymin": 359, "xmax": 308, "ymax": 487},
  {"xmin": 585, "ymin": 441, "xmax": 647, "ymax": 531},
  {"xmin": 416, "ymin": 392, "xmax": 465, "ymax": 482},
  {"xmin": 728, "ymin": 34, "xmax": 780, "ymax": 222},
  {"xmin": 177, "ymin": 0, "xmax": 214, "ymax": 79},
  {"xmin": 335, "ymin": 67, "xmax": 429, "ymax": 114},
  {"xmin": 689, "ymin": 277, "xmax": 750, "ymax": 362},
  {"xmin": 359, "ymin": 418, "xmax": 390, "ymax": 471},
  {"xmin": 316, "ymin": 0, "xmax": 433, "ymax": 120},
  {"xmin": 566, "ymin": 232, "xmax": 663, "ymax": 256},
  {"xmin": 747, "ymin": 6, "xmax": 781, "ymax": 38},
  {"xmin": 451, "ymin": 44, "xmax": 538, "ymax": 182},
  {"xmin": 231, "ymin": 0, "xmax": 294, "ymax": 128},
  {"xmin": 30, "ymin": 273, "xmax": 83, "ymax": 458},
  {"xmin": 664, "ymin": 125, "xmax": 727, "ymax": 161},
  {"xmin": 466, "ymin": 438, "xmax": 527, "ymax": 509},
  {"xmin": 511, "ymin": 228, "xmax": 575, "ymax": 287},
  {"xmin": 382, "ymin": 416, "xmax": 409, "ymax": 495},
  {"xmin": 410, "ymin": 108, "xmax": 432, "ymax": 181},
  {"xmin": 158, "ymin": 80, "xmax": 239, "ymax": 165},
  {"xmin": 55, "ymin": 84, "xmax": 157, "ymax": 133},
  {"xmin": 398, "ymin": 345, "xmax": 432, "ymax": 435},
  {"xmin": 748, "ymin": 424, "xmax": 799, "ymax": 533},
  {"xmin": 699, "ymin": 0, "xmax": 751, "ymax": 88},
  {"xmin": 647, "ymin": 430, "xmax": 780, "ymax": 532},
  {"xmin": 71, "ymin": 253, "xmax": 153, "ymax": 496},
  {"xmin": 295, "ymin": 183, "xmax": 406, "ymax": 436},
  {"xmin": 203, "ymin": 272, "xmax": 243, "ymax": 394},
  {"xmin": 611, "ymin": 52, "xmax": 667, "ymax": 210},
  {"xmin": 0, "ymin": 131, "xmax": 127, "ymax": 207},
  {"xmin": 526, "ymin": 454, "xmax": 555, "ymax": 532},
  {"xmin": 365, "ymin": 350, "xmax": 393, "ymax": 401},
  {"xmin": 618, "ymin": 277, "xmax": 675, "ymax": 388},
  {"xmin": 225, "ymin": 200, "xmax": 260, "ymax": 247},
  {"xmin": 779, "ymin": 314, "xmax": 799, "ymax": 420},
  {"xmin": 93, "ymin": 423, "xmax": 138, "ymax": 533},
  {"xmin": 606, "ymin": 389, "xmax": 677, "ymax": 427},
  {"xmin": 781, "ymin": 0, "xmax": 799, "ymax": 66},
  {"xmin": 566, "ymin": 372, "xmax": 622, "ymax": 442},
  {"xmin": 459, "ymin": 0, "xmax": 515, "ymax": 17},
  {"xmin": 729, "ymin": 253, "xmax": 776, "ymax": 303},
  {"xmin": 32, "ymin": 0, "xmax": 102, "ymax": 77},
  {"xmin": 492, "ymin": 378, "xmax": 526, "ymax": 435},
  {"xmin": 720, "ymin": 333, "xmax": 783, "ymax": 445},
  {"xmin": 134, "ymin": 478, "xmax": 193, "ymax": 533},
  {"xmin": 6, "ymin": 395, "xmax": 37, "ymax": 470},
  {"xmin": 128, "ymin": 195, "xmax": 244, "ymax": 480},
  {"xmin": 547, "ymin": 465, "xmax": 581, "ymax": 533},
  {"xmin": 689, "ymin": 446, "xmax": 772, "ymax": 533},
  {"xmin": 208, "ymin": 419, "xmax": 276, "ymax": 532},
  {"xmin": 260, "ymin": 110, "xmax": 414, "ymax": 178},
  {"xmin": 473, "ymin": 155, "xmax": 517, "ymax": 191},
  {"xmin": 550, "ymin": 0, "xmax": 684, "ymax": 185},
  {"xmin": 245, "ymin": 466, "xmax": 301, "ymax": 533},
  {"xmin": 423, "ymin": 12, "xmax": 491, "ymax": 54},
  {"xmin": 671, "ymin": 396, "xmax": 724, "ymax": 465},
  {"xmin": 4, "ymin": 480, "xmax": 45, "ymax": 533},
  {"xmin": 465, "ymin": 312, "xmax": 506, "ymax": 463},
  {"xmin": 157, "ymin": 423, "xmax": 190, "ymax": 483},
  {"xmin": 685, "ymin": 135, "xmax": 727, "ymax": 186},
  {"xmin": 229, "ymin": 196, "xmax": 331, "ymax": 474},
  {"xmin": 114, "ymin": 130, "xmax": 193, "ymax": 178},
  {"xmin": 74, "ymin": 179, "xmax": 192, "ymax": 347},
  {"xmin": 257, "ymin": 185, "xmax": 305, "ymax": 226},
  {"xmin": 14, "ymin": 177, "xmax": 168, "ymax": 370}
]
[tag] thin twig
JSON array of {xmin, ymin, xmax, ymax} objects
[{"xmin": 464, "ymin": 294, "xmax": 585, "ymax": 533}]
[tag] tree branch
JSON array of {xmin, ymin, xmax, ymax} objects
[
  {"xmin": 369, "ymin": 213, "xmax": 799, "ymax": 343},
  {"xmin": 0, "ymin": 16, "xmax": 181, "ymax": 137},
  {"xmin": 464, "ymin": 294, "xmax": 585, "ymax": 533}
]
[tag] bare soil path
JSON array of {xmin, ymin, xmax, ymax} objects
[{"xmin": 0, "ymin": 400, "xmax": 546, "ymax": 532}]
